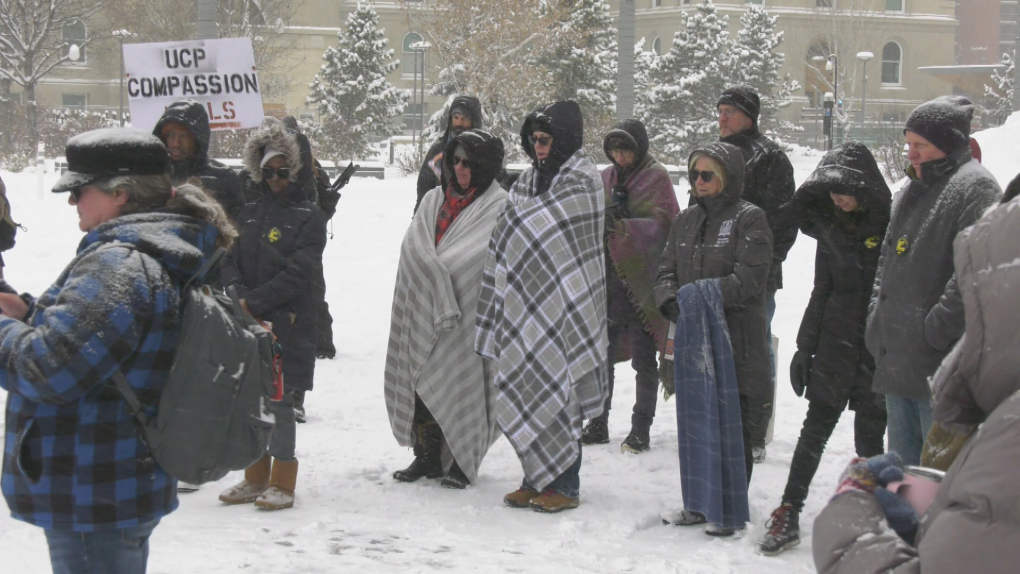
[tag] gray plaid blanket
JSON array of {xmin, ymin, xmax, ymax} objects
[
  {"xmin": 385, "ymin": 181, "xmax": 508, "ymax": 483},
  {"xmin": 475, "ymin": 151, "xmax": 608, "ymax": 489}
]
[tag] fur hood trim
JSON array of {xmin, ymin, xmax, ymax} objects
[{"xmin": 242, "ymin": 118, "xmax": 303, "ymax": 184}]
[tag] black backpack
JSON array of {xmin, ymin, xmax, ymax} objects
[{"xmin": 113, "ymin": 250, "xmax": 279, "ymax": 485}]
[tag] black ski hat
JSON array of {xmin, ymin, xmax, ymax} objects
[
  {"xmin": 53, "ymin": 128, "xmax": 170, "ymax": 193},
  {"xmin": 718, "ymin": 85, "xmax": 761, "ymax": 125},
  {"xmin": 443, "ymin": 129, "xmax": 505, "ymax": 192},
  {"xmin": 903, "ymin": 95, "xmax": 975, "ymax": 155},
  {"xmin": 603, "ymin": 119, "xmax": 650, "ymax": 165}
]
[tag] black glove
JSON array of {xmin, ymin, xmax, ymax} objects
[
  {"xmin": 790, "ymin": 350, "xmax": 812, "ymax": 397},
  {"xmin": 660, "ymin": 300, "xmax": 681, "ymax": 323},
  {"xmin": 607, "ymin": 185, "xmax": 629, "ymax": 219}
]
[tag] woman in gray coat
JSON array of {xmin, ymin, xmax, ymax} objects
[{"xmin": 812, "ymin": 192, "xmax": 1020, "ymax": 574}]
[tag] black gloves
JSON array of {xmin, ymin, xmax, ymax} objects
[
  {"xmin": 790, "ymin": 350, "xmax": 812, "ymax": 397},
  {"xmin": 660, "ymin": 300, "xmax": 681, "ymax": 324},
  {"xmin": 607, "ymin": 185, "xmax": 629, "ymax": 219}
]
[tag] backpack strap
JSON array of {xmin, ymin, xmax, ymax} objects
[
  {"xmin": 183, "ymin": 248, "xmax": 227, "ymax": 292},
  {"xmin": 111, "ymin": 368, "xmax": 150, "ymax": 427}
]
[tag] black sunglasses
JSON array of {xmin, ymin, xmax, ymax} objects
[
  {"xmin": 261, "ymin": 167, "xmax": 291, "ymax": 181},
  {"xmin": 453, "ymin": 156, "xmax": 474, "ymax": 169},
  {"xmin": 688, "ymin": 169, "xmax": 716, "ymax": 184},
  {"xmin": 529, "ymin": 135, "xmax": 553, "ymax": 147},
  {"xmin": 70, "ymin": 187, "xmax": 84, "ymax": 202}
]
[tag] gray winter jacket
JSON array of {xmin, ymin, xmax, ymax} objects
[
  {"xmin": 864, "ymin": 150, "xmax": 1000, "ymax": 399},
  {"xmin": 812, "ymin": 194, "xmax": 1020, "ymax": 574}
]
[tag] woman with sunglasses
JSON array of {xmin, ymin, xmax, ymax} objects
[
  {"xmin": 655, "ymin": 142, "xmax": 773, "ymax": 537},
  {"xmin": 385, "ymin": 129, "xmax": 508, "ymax": 490},
  {"xmin": 218, "ymin": 118, "xmax": 327, "ymax": 510}
]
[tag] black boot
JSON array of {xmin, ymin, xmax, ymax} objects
[
  {"xmin": 621, "ymin": 425, "xmax": 650, "ymax": 454},
  {"xmin": 392, "ymin": 422, "xmax": 444, "ymax": 482},
  {"xmin": 581, "ymin": 418, "xmax": 610, "ymax": 445},
  {"xmin": 441, "ymin": 461, "xmax": 470, "ymax": 489},
  {"xmin": 293, "ymin": 390, "xmax": 307, "ymax": 424},
  {"xmin": 758, "ymin": 503, "xmax": 800, "ymax": 556}
]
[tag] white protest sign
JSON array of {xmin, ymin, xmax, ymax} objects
[{"xmin": 124, "ymin": 37, "xmax": 264, "ymax": 131}]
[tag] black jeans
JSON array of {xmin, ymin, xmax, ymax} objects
[
  {"xmin": 598, "ymin": 299, "xmax": 659, "ymax": 431},
  {"xmin": 739, "ymin": 394, "xmax": 770, "ymax": 484},
  {"xmin": 782, "ymin": 399, "xmax": 887, "ymax": 512}
]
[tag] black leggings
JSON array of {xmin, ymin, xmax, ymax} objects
[{"xmin": 782, "ymin": 399, "xmax": 887, "ymax": 512}]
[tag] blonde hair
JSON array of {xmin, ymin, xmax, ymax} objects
[
  {"xmin": 94, "ymin": 174, "xmax": 237, "ymax": 249},
  {"xmin": 687, "ymin": 153, "xmax": 727, "ymax": 192}
]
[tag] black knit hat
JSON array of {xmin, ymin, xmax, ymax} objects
[
  {"xmin": 718, "ymin": 85, "xmax": 761, "ymax": 125},
  {"xmin": 903, "ymin": 95, "xmax": 975, "ymax": 155},
  {"xmin": 53, "ymin": 128, "xmax": 170, "ymax": 193}
]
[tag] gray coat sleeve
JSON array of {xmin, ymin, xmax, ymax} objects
[{"xmin": 812, "ymin": 492, "xmax": 920, "ymax": 574}]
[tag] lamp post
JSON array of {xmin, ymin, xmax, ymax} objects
[
  {"xmin": 856, "ymin": 51, "xmax": 874, "ymax": 132},
  {"xmin": 823, "ymin": 91, "xmax": 834, "ymax": 151},
  {"xmin": 112, "ymin": 31, "xmax": 136, "ymax": 127},
  {"xmin": 409, "ymin": 40, "xmax": 431, "ymax": 147},
  {"xmin": 812, "ymin": 53, "xmax": 839, "ymax": 148}
]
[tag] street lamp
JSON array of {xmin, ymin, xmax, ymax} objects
[
  {"xmin": 812, "ymin": 53, "xmax": 838, "ymax": 148},
  {"xmin": 409, "ymin": 40, "xmax": 431, "ymax": 147},
  {"xmin": 823, "ymin": 91, "xmax": 835, "ymax": 151},
  {"xmin": 857, "ymin": 51, "xmax": 874, "ymax": 131},
  {"xmin": 112, "ymin": 30, "xmax": 137, "ymax": 127}
]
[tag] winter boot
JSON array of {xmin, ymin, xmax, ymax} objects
[
  {"xmin": 293, "ymin": 390, "xmax": 307, "ymax": 424},
  {"xmin": 255, "ymin": 458, "xmax": 298, "ymax": 510},
  {"xmin": 705, "ymin": 523, "xmax": 741, "ymax": 537},
  {"xmin": 621, "ymin": 426, "xmax": 651, "ymax": 454},
  {"xmin": 392, "ymin": 422, "xmax": 444, "ymax": 482},
  {"xmin": 662, "ymin": 508, "xmax": 707, "ymax": 526},
  {"xmin": 441, "ymin": 461, "xmax": 470, "ymax": 490},
  {"xmin": 177, "ymin": 482, "xmax": 200, "ymax": 493},
  {"xmin": 753, "ymin": 445, "xmax": 767, "ymax": 464},
  {"xmin": 503, "ymin": 488, "xmax": 540, "ymax": 508},
  {"xmin": 758, "ymin": 503, "xmax": 800, "ymax": 556},
  {"xmin": 580, "ymin": 418, "xmax": 610, "ymax": 445},
  {"xmin": 218, "ymin": 455, "xmax": 271, "ymax": 505},
  {"xmin": 529, "ymin": 490, "xmax": 580, "ymax": 513}
]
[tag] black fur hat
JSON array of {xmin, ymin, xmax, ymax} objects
[{"xmin": 53, "ymin": 128, "xmax": 170, "ymax": 193}]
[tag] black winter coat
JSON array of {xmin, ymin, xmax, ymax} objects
[
  {"xmin": 720, "ymin": 127, "xmax": 797, "ymax": 292},
  {"xmin": 414, "ymin": 95, "xmax": 484, "ymax": 213},
  {"xmin": 792, "ymin": 143, "xmax": 891, "ymax": 409},
  {"xmin": 153, "ymin": 100, "xmax": 246, "ymax": 221},
  {"xmin": 655, "ymin": 142, "xmax": 773, "ymax": 397}
]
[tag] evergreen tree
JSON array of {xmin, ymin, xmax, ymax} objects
[
  {"xmin": 730, "ymin": 4, "xmax": 801, "ymax": 140},
  {"xmin": 307, "ymin": 2, "xmax": 408, "ymax": 160},
  {"xmin": 984, "ymin": 52, "xmax": 1014, "ymax": 126},
  {"xmin": 639, "ymin": 1, "xmax": 732, "ymax": 163}
]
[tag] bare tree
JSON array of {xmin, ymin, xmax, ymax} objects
[{"xmin": 0, "ymin": 0, "xmax": 105, "ymax": 150}]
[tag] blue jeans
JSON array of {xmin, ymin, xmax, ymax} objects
[
  {"xmin": 885, "ymin": 395, "xmax": 934, "ymax": 466},
  {"xmin": 45, "ymin": 519, "xmax": 160, "ymax": 574},
  {"xmin": 522, "ymin": 441, "xmax": 582, "ymax": 497}
]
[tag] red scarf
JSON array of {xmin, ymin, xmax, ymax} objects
[{"xmin": 435, "ymin": 183, "xmax": 478, "ymax": 245}]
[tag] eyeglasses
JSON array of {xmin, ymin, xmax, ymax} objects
[
  {"xmin": 718, "ymin": 108, "xmax": 740, "ymax": 119},
  {"xmin": 687, "ymin": 169, "xmax": 716, "ymax": 184},
  {"xmin": 261, "ymin": 167, "xmax": 291, "ymax": 181},
  {"xmin": 453, "ymin": 156, "xmax": 474, "ymax": 169},
  {"xmin": 529, "ymin": 135, "xmax": 553, "ymax": 147}
]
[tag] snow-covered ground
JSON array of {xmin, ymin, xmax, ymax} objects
[{"xmin": 0, "ymin": 124, "xmax": 1014, "ymax": 573}]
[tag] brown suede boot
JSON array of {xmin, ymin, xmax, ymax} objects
[
  {"xmin": 218, "ymin": 455, "xmax": 271, "ymax": 505},
  {"xmin": 529, "ymin": 490, "xmax": 579, "ymax": 513},
  {"xmin": 254, "ymin": 458, "xmax": 298, "ymax": 510},
  {"xmin": 503, "ymin": 487, "xmax": 540, "ymax": 508}
]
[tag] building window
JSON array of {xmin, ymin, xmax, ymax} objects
[
  {"xmin": 885, "ymin": 0, "xmax": 903, "ymax": 11},
  {"xmin": 652, "ymin": 37, "xmax": 662, "ymax": 56},
  {"xmin": 881, "ymin": 42, "xmax": 902, "ymax": 85},
  {"xmin": 403, "ymin": 102, "xmax": 428, "ymax": 131},
  {"xmin": 62, "ymin": 94, "xmax": 88, "ymax": 108},
  {"xmin": 402, "ymin": 32, "xmax": 426, "ymax": 77},
  {"xmin": 62, "ymin": 19, "xmax": 87, "ymax": 63},
  {"xmin": 653, "ymin": 0, "xmax": 662, "ymax": 7},
  {"xmin": 746, "ymin": 0, "xmax": 764, "ymax": 4},
  {"xmin": 816, "ymin": 0, "xmax": 832, "ymax": 7}
]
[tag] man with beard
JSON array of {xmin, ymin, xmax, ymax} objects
[
  {"xmin": 414, "ymin": 95, "xmax": 483, "ymax": 213},
  {"xmin": 154, "ymin": 100, "xmax": 246, "ymax": 222}
]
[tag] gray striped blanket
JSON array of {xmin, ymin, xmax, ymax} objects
[
  {"xmin": 385, "ymin": 181, "xmax": 508, "ymax": 483},
  {"xmin": 475, "ymin": 151, "xmax": 609, "ymax": 490}
]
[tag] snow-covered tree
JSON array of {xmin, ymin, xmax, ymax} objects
[
  {"xmin": 639, "ymin": 1, "xmax": 732, "ymax": 163},
  {"xmin": 730, "ymin": 5, "xmax": 801, "ymax": 141},
  {"xmin": 307, "ymin": 2, "xmax": 408, "ymax": 160},
  {"xmin": 984, "ymin": 52, "xmax": 1014, "ymax": 126}
]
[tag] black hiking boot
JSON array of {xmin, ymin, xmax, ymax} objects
[
  {"xmin": 392, "ymin": 422, "xmax": 444, "ymax": 482},
  {"xmin": 758, "ymin": 503, "xmax": 800, "ymax": 556},
  {"xmin": 621, "ymin": 426, "xmax": 650, "ymax": 454},
  {"xmin": 441, "ymin": 461, "xmax": 470, "ymax": 489},
  {"xmin": 581, "ymin": 418, "xmax": 610, "ymax": 445}
]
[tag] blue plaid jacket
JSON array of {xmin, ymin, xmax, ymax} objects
[{"xmin": 1, "ymin": 213, "xmax": 220, "ymax": 531}]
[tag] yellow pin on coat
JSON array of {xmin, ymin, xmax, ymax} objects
[
  {"xmin": 268, "ymin": 227, "xmax": 281, "ymax": 242},
  {"xmin": 896, "ymin": 237, "xmax": 909, "ymax": 254}
]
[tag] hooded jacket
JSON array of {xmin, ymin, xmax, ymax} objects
[
  {"xmin": 812, "ymin": 194, "xmax": 1020, "ymax": 574},
  {"xmin": 152, "ymin": 100, "xmax": 246, "ymax": 221},
  {"xmin": 601, "ymin": 120, "xmax": 679, "ymax": 355},
  {"xmin": 414, "ymin": 95, "xmax": 484, "ymax": 212},
  {"xmin": 442, "ymin": 129, "xmax": 505, "ymax": 194},
  {"xmin": 1, "ymin": 213, "xmax": 222, "ymax": 531},
  {"xmin": 221, "ymin": 121, "xmax": 327, "ymax": 393},
  {"xmin": 520, "ymin": 100, "xmax": 584, "ymax": 196},
  {"xmin": 792, "ymin": 142, "xmax": 891, "ymax": 409},
  {"xmin": 654, "ymin": 142, "xmax": 773, "ymax": 397},
  {"xmin": 864, "ymin": 148, "xmax": 1000, "ymax": 399},
  {"xmin": 720, "ymin": 126, "xmax": 796, "ymax": 292}
]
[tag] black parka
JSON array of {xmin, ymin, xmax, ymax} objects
[
  {"xmin": 792, "ymin": 142, "xmax": 891, "ymax": 409},
  {"xmin": 654, "ymin": 142, "xmax": 773, "ymax": 397},
  {"xmin": 221, "ymin": 122, "xmax": 328, "ymax": 392},
  {"xmin": 153, "ymin": 100, "xmax": 246, "ymax": 221},
  {"xmin": 414, "ymin": 95, "xmax": 484, "ymax": 212}
]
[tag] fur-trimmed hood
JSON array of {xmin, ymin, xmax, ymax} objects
[{"xmin": 242, "ymin": 118, "xmax": 303, "ymax": 185}]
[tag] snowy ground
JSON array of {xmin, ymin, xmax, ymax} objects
[{"xmin": 0, "ymin": 126, "xmax": 1013, "ymax": 573}]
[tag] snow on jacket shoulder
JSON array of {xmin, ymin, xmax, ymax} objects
[{"xmin": 0, "ymin": 213, "xmax": 221, "ymax": 531}]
